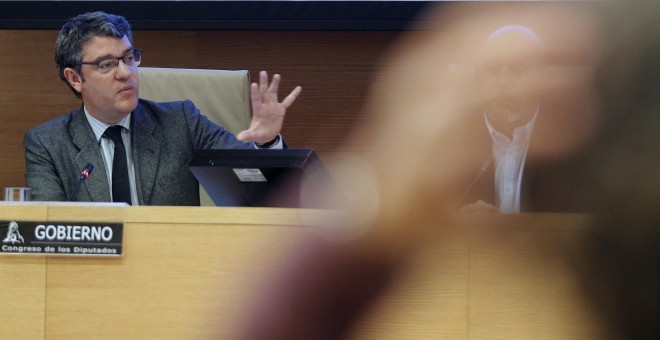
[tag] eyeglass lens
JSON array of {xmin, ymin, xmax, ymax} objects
[{"xmin": 97, "ymin": 50, "xmax": 141, "ymax": 72}]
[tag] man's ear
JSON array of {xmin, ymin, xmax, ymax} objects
[{"xmin": 63, "ymin": 67, "xmax": 83, "ymax": 94}]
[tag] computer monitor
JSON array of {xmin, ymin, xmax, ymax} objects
[{"xmin": 188, "ymin": 148, "xmax": 341, "ymax": 208}]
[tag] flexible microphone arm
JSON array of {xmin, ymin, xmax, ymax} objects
[
  {"xmin": 67, "ymin": 163, "xmax": 94, "ymax": 201},
  {"xmin": 458, "ymin": 156, "xmax": 494, "ymax": 204}
]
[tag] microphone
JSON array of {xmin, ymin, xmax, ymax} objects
[{"xmin": 67, "ymin": 163, "xmax": 94, "ymax": 201}]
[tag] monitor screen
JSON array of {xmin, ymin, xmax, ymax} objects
[{"xmin": 189, "ymin": 148, "xmax": 341, "ymax": 208}]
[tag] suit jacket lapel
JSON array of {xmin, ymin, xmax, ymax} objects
[
  {"xmin": 131, "ymin": 103, "xmax": 161, "ymax": 205},
  {"xmin": 69, "ymin": 109, "xmax": 111, "ymax": 202}
]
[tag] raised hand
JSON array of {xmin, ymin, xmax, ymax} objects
[{"xmin": 236, "ymin": 71, "xmax": 302, "ymax": 144}]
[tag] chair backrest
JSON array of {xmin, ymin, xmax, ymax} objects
[
  {"xmin": 138, "ymin": 67, "xmax": 251, "ymax": 135},
  {"xmin": 138, "ymin": 67, "xmax": 252, "ymax": 206}
]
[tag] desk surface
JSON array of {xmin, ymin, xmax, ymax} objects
[{"xmin": 0, "ymin": 204, "xmax": 601, "ymax": 339}]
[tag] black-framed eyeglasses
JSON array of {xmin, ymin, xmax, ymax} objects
[{"xmin": 76, "ymin": 48, "xmax": 142, "ymax": 74}]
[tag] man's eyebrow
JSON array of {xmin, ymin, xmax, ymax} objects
[{"xmin": 91, "ymin": 47, "xmax": 134, "ymax": 62}]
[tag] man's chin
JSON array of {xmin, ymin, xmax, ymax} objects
[
  {"xmin": 118, "ymin": 98, "xmax": 139, "ymax": 114},
  {"xmin": 487, "ymin": 109, "xmax": 519, "ymax": 122}
]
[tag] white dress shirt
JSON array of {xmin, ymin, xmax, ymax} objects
[
  {"xmin": 485, "ymin": 108, "xmax": 538, "ymax": 213},
  {"xmin": 84, "ymin": 109, "xmax": 139, "ymax": 205}
]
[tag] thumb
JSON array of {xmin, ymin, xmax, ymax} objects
[{"xmin": 236, "ymin": 129, "xmax": 253, "ymax": 142}]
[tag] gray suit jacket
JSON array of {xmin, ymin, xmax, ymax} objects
[{"xmin": 24, "ymin": 99, "xmax": 250, "ymax": 205}]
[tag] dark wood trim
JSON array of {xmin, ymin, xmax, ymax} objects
[{"xmin": 0, "ymin": 1, "xmax": 432, "ymax": 31}]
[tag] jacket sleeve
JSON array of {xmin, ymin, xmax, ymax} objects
[{"xmin": 23, "ymin": 129, "xmax": 68, "ymax": 201}]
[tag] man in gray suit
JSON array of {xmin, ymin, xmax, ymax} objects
[{"xmin": 23, "ymin": 11, "xmax": 302, "ymax": 205}]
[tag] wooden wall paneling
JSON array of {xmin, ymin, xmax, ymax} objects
[
  {"xmin": 136, "ymin": 30, "xmax": 401, "ymax": 154},
  {"xmin": 0, "ymin": 29, "xmax": 401, "ymax": 192},
  {"xmin": 0, "ymin": 30, "xmax": 80, "ymax": 190}
]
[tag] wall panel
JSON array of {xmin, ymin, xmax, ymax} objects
[{"xmin": 0, "ymin": 29, "xmax": 401, "ymax": 190}]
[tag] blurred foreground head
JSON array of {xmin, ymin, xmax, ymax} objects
[
  {"xmin": 336, "ymin": 0, "xmax": 660, "ymax": 335},
  {"xmin": 574, "ymin": 0, "xmax": 660, "ymax": 338},
  {"xmin": 236, "ymin": 1, "xmax": 660, "ymax": 338}
]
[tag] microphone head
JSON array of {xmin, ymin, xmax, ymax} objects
[{"xmin": 80, "ymin": 163, "xmax": 94, "ymax": 179}]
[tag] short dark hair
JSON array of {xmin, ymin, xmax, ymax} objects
[{"xmin": 54, "ymin": 11, "xmax": 133, "ymax": 98}]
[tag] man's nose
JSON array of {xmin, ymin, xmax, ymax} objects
[
  {"xmin": 115, "ymin": 60, "xmax": 132, "ymax": 79},
  {"xmin": 493, "ymin": 69, "xmax": 515, "ymax": 87}
]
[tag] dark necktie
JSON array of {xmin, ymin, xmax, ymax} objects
[{"xmin": 104, "ymin": 126, "xmax": 132, "ymax": 204}]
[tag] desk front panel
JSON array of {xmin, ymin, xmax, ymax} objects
[{"xmin": 0, "ymin": 204, "xmax": 48, "ymax": 339}]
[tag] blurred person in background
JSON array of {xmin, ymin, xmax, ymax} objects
[
  {"xmin": 460, "ymin": 24, "xmax": 547, "ymax": 213},
  {"xmin": 460, "ymin": 22, "xmax": 600, "ymax": 213}
]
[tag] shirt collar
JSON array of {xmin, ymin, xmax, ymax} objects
[
  {"xmin": 83, "ymin": 106, "xmax": 132, "ymax": 142},
  {"xmin": 484, "ymin": 104, "xmax": 539, "ymax": 144}
]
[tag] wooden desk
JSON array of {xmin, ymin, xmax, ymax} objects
[
  {"xmin": 0, "ymin": 204, "xmax": 48, "ymax": 339},
  {"xmin": 352, "ymin": 213, "xmax": 601, "ymax": 339},
  {"xmin": 0, "ymin": 204, "xmax": 601, "ymax": 339}
]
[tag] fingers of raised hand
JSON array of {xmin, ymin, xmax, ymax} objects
[
  {"xmin": 281, "ymin": 86, "xmax": 302, "ymax": 109},
  {"xmin": 258, "ymin": 70, "xmax": 269, "ymax": 94}
]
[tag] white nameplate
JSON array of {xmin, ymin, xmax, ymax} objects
[{"xmin": 232, "ymin": 168, "xmax": 268, "ymax": 182}]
